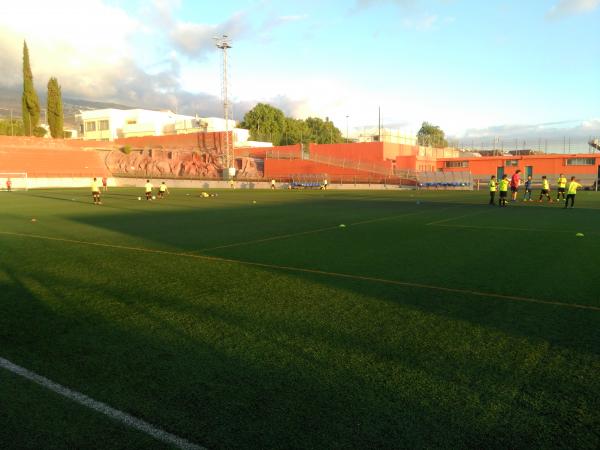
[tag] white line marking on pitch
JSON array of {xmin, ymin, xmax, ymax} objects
[
  {"xmin": 429, "ymin": 223, "xmax": 600, "ymax": 235},
  {"xmin": 197, "ymin": 209, "xmax": 430, "ymax": 252},
  {"xmin": 425, "ymin": 209, "xmax": 489, "ymax": 226},
  {"xmin": 0, "ymin": 357, "xmax": 205, "ymax": 450},
  {"xmin": 1, "ymin": 230, "xmax": 598, "ymax": 312}
]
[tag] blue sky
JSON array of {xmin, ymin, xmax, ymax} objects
[{"xmin": 1, "ymin": 0, "xmax": 598, "ymax": 138}]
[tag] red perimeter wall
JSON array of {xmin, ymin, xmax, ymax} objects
[
  {"xmin": 264, "ymin": 159, "xmax": 394, "ymax": 180},
  {"xmin": 0, "ymin": 136, "xmax": 110, "ymax": 177},
  {"xmin": 310, "ymin": 142, "xmax": 385, "ymax": 162},
  {"xmin": 309, "ymin": 142, "xmax": 439, "ymax": 163},
  {"xmin": 115, "ymin": 131, "xmax": 229, "ymax": 151}
]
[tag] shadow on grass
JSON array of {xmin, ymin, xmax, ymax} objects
[
  {"xmin": 55, "ymin": 196, "xmax": 600, "ymax": 356},
  {"xmin": 63, "ymin": 195, "xmax": 448, "ymax": 250},
  {"xmin": 3, "ymin": 194, "xmax": 600, "ymax": 448},
  {"xmin": 2, "ymin": 257, "xmax": 598, "ymax": 449}
]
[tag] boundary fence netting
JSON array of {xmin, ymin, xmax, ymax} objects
[{"xmin": 417, "ymin": 171, "xmax": 473, "ymax": 190}]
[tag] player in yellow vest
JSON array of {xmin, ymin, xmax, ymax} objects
[
  {"xmin": 556, "ymin": 174, "xmax": 567, "ymax": 202},
  {"xmin": 565, "ymin": 176, "xmax": 582, "ymax": 209},
  {"xmin": 538, "ymin": 176, "xmax": 552, "ymax": 202},
  {"xmin": 488, "ymin": 175, "xmax": 497, "ymax": 205},
  {"xmin": 271, "ymin": 179, "xmax": 276, "ymax": 190},
  {"xmin": 144, "ymin": 180, "xmax": 153, "ymax": 200},
  {"xmin": 158, "ymin": 181, "xmax": 169, "ymax": 199},
  {"xmin": 91, "ymin": 177, "xmax": 102, "ymax": 205},
  {"xmin": 498, "ymin": 175, "xmax": 510, "ymax": 207}
]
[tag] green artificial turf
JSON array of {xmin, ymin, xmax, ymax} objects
[
  {"xmin": 0, "ymin": 369, "xmax": 172, "ymax": 449},
  {"xmin": 1, "ymin": 188, "xmax": 599, "ymax": 449}
]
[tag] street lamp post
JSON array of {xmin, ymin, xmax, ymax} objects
[{"xmin": 345, "ymin": 115, "xmax": 349, "ymax": 143}]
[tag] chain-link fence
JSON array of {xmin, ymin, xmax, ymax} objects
[{"xmin": 453, "ymin": 136, "xmax": 599, "ymax": 155}]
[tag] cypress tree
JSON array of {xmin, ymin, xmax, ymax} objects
[
  {"xmin": 47, "ymin": 77, "xmax": 64, "ymax": 138},
  {"xmin": 21, "ymin": 41, "xmax": 40, "ymax": 136}
]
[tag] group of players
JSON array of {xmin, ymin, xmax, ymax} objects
[
  {"xmin": 489, "ymin": 170, "xmax": 582, "ymax": 208},
  {"xmin": 91, "ymin": 178, "xmax": 169, "ymax": 205},
  {"xmin": 90, "ymin": 173, "xmax": 583, "ymax": 208}
]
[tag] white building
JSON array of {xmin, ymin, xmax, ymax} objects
[
  {"xmin": 357, "ymin": 128, "xmax": 418, "ymax": 146},
  {"xmin": 75, "ymin": 108, "xmax": 259, "ymax": 146}
]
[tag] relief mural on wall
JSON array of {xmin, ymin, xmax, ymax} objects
[{"xmin": 106, "ymin": 147, "xmax": 263, "ymax": 179}]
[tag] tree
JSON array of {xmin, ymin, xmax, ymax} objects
[
  {"xmin": 241, "ymin": 103, "xmax": 345, "ymax": 146},
  {"xmin": 47, "ymin": 77, "xmax": 64, "ymax": 138},
  {"xmin": 240, "ymin": 103, "xmax": 286, "ymax": 145},
  {"xmin": 305, "ymin": 117, "xmax": 344, "ymax": 144},
  {"xmin": 281, "ymin": 117, "xmax": 309, "ymax": 145},
  {"xmin": 33, "ymin": 126, "xmax": 47, "ymax": 137},
  {"xmin": 0, "ymin": 119, "xmax": 25, "ymax": 136},
  {"xmin": 21, "ymin": 41, "xmax": 41, "ymax": 136},
  {"xmin": 417, "ymin": 122, "xmax": 448, "ymax": 148}
]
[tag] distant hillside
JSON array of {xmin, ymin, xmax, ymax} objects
[{"xmin": 0, "ymin": 86, "xmax": 132, "ymax": 126}]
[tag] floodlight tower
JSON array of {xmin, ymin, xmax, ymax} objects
[{"xmin": 214, "ymin": 34, "xmax": 233, "ymax": 175}]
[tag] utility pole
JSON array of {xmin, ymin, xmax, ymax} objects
[
  {"xmin": 214, "ymin": 34, "xmax": 232, "ymax": 175},
  {"xmin": 345, "ymin": 115, "xmax": 349, "ymax": 143},
  {"xmin": 378, "ymin": 106, "xmax": 381, "ymax": 142}
]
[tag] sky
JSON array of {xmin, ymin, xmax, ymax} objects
[{"xmin": 0, "ymin": 0, "xmax": 598, "ymax": 139}]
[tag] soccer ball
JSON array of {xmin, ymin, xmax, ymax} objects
[
  {"xmin": 152, "ymin": 196, "xmax": 156, "ymax": 200},
  {"xmin": 137, "ymin": 197, "xmax": 141, "ymax": 201}
]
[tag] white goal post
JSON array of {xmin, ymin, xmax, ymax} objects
[{"xmin": 0, "ymin": 173, "xmax": 28, "ymax": 191}]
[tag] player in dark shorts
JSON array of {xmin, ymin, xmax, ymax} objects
[
  {"xmin": 556, "ymin": 174, "xmax": 567, "ymax": 201},
  {"xmin": 158, "ymin": 182, "xmax": 169, "ymax": 198},
  {"xmin": 145, "ymin": 180, "xmax": 153, "ymax": 200},
  {"xmin": 91, "ymin": 178, "xmax": 102, "ymax": 205},
  {"xmin": 498, "ymin": 175, "xmax": 510, "ymax": 207},
  {"xmin": 538, "ymin": 176, "xmax": 552, "ymax": 202},
  {"xmin": 488, "ymin": 175, "xmax": 497, "ymax": 205},
  {"xmin": 510, "ymin": 169, "xmax": 521, "ymax": 202}
]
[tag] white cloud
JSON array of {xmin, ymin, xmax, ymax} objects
[
  {"xmin": 354, "ymin": 1, "xmax": 453, "ymax": 31},
  {"xmin": 403, "ymin": 14, "xmax": 439, "ymax": 30},
  {"xmin": 0, "ymin": 0, "xmax": 141, "ymax": 97},
  {"xmin": 546, "ymin": 0, "xmax": 600, "ymax": 18},
  {"xmin": 0, "ymin": 0, "xmax": 256, "ymax": 117},
  {"xmin": 356, "ymin": 0, "xmax": 418, "ymax": 9},
  {"xmin": 457, "ymin": 119, "xmax": 600, "ymax": 141},
  {"xmin": 0, "ymin": 0, "xmax": 308, "ymax": 110},
  {"xmin": 278, "ymin": 14, "xmax": 309, "ymax": 22},
  {"xmin": 168, "ymin": 11, "xmax": 251, "ymax": 58}
]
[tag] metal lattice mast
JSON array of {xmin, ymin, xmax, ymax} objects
[{"xmin": 214, "ymin": 35, "xmax": 232, "ymax": 171}]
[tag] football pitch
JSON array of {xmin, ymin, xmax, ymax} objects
[{"xmin": 1, "ymin": 187, "xmax": 599, "ymax": 449}]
